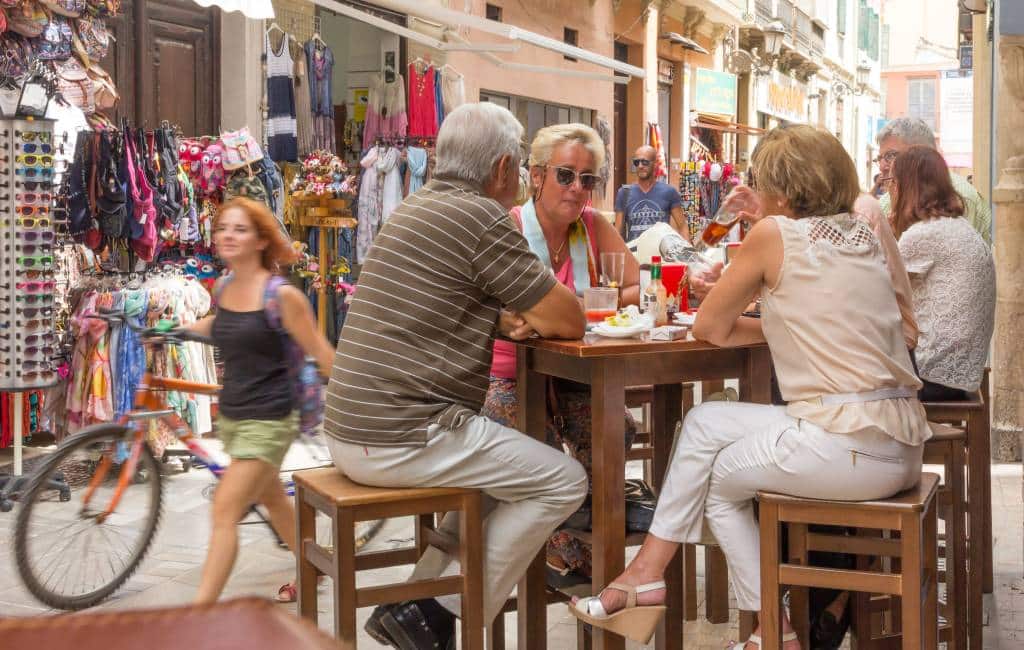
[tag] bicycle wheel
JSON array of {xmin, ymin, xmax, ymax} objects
[{"xmin": 14, "ymin": 423, "xmax": 163, "ymax": 610}]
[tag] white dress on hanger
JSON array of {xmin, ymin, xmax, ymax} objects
[
  {"xmin": 377, "ymin": 146, "xmax": 403, "ymax": 225},
  {"xmin": 357, "ymin": 147, "xmax": 382, "ymax": 263}
]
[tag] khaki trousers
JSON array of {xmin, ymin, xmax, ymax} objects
[{"xmin": 328, "ymin": 414, "xmax": 588, "ymax": 622}]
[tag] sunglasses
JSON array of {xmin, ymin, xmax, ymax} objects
[
  {"xmin": 17, "ymin": 180, "xmax": 52, "ymax": 191},
  {"xmin": 21, "ymin": 143, "xmax": 52, "ymax": 154},
  {"xmin": 16, "ymin": 192, "xmax": 52, "ymax": 204},
  {"xmin": 17, "ymin": 206, "xmax": 49, "ymax": 216},
  {"xmin": 22, "ymin": 345, "xmax": 56, "ymax": 356},
  {"xmin": 21, "ymin": 359, "xmax": 53, "ymax": 369},
  {"xmin": 549, "ymin": 166, "xmax": 600, "ymax": 191},
  {"xmin": 17, "ymin": 217, "xmax": 51, "ymax": 228},
  {"xmin": 18, "ymin": 269, "xmax": 54, "ymax": 279},
  {"xmin": 17, "ymin": 307, "xmax": 53, "ymax": 318},
  {"xmin": 14, "ymin": 294, "xmax": 52, "ymax": 304},
  {"xmin": 16, "ymin": 256, "xmax": 54, "ymax": 267},
  {"xmin": 8, "ymin": 243, "xmax": 52, "ymax": 255},
  {"xmin": 15, "ymin": 168, "xmax": 54, "ymax": 178},
  {"xmin": 16, "ymin": 154, "xmax": 53, "ymax": 167},
  {"xmin": 20, "ymin": 369, "xmax": 55, "ymax": 381},
  {"xmin": 22, "ymin": 333, "xmax": 54, "ymax": 344},
  {"xmin": 16, "ymin": 281, "xmax": 55, "ymax": 292},
  {"xmin": 632, "ymin": 158, "xmax": 653, "ymax": 167},
  {"xmin": 19, "ymin": 131, "xmax": 51, "ymax": 143}
]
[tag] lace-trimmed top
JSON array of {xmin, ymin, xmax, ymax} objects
[
  {"xmin": 761, "ymin": 214, "xmax": 931, "ymax": 446},
  {"xmin": 898, "ymin": 217, "xmax": 995, "ymax": 391}
]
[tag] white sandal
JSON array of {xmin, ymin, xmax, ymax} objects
[
  {"xmin": 569, "ymin": 581, "xmax": 666, "ymax": 645},
  {"xmin": 729, "ymin": 632, "xmax": 799, "ymax": 648}
]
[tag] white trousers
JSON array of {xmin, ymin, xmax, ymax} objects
[
  {"xmin": 328, "ymin": 414, "xmax": 588, "ymax": 623},
  {"xmin": 649, "ymin": 402, "xmax": 923, "ymax": 611}
]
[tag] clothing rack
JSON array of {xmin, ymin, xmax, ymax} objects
[{"xmin": 268, "ymin": 9, "xmax": 321, "ymax": 45}]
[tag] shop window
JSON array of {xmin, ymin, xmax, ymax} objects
[
  {"xmin": 486, "ymin": 4, "xmax": 502, "ymax": 22},
  {"xmin": 564, "ymin": 27, "xmax": 578, "ymax": 62}
]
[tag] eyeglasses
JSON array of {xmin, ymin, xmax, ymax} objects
[
  {"xmin": 21, "ymin": 143, "xmax": 52, "ymax": 154},
  {"xmin": 549, "ymin": 166, "xmax": 600, "ymax": 191},
  {"xmin": 874, "ymin": 151, "xmax": 900, "ymax": 164},
  {"xmin": 16, "ymin": 281, "xmax": 55, "ymax": 292},
  {"xmin": 16, "ymin": 192, "xmax": 52, "ymax": 204},
  {"xmin": 17, "ymin": 217, "xmax": 51, "ymax": 228},
  {"xmin": 632, "ymin": 158, "xmax": 653, "ymax": 167},
  {"xmin": 17, "ymin": 206, "xmax": 49, "ymax": 216},
  {"xmin": 16, "ymin": 256, "xmax": 53, "ymax": 267}
]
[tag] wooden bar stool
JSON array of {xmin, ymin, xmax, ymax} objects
[
  {"xmin": 758, "ymin": 473, "xmax": 940, "ymax": 650},
  {"xmin": 293, "ymin": 468, "xmax": 485, "ymax": 650}
]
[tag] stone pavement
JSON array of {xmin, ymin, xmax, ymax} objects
[{"xmin": 0, "ymin": 436, "xmax": 1020, "ymax": 649}]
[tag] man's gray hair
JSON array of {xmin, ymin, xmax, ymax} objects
[
  {"xmin": 434, "ymin": 102, "xmax": 524, "ymax": 187},
  {"xmin": 876, "ymin": 117, "xmax": 936, "ymax": 147}
]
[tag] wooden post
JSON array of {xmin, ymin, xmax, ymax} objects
[{"xmin": 293, "ymin": 193, "xmax": 356, "ymax": 336}]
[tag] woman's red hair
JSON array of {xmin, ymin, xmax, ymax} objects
[
  {"xmin": 890, "ymin": 145, "xmax": 964, "ymax": 238},
  {"xmin": 215, "ymin": 197, "xmax": 298, "ymax": 271}
]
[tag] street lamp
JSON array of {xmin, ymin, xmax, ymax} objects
[
  {"xmin": 724, "ymin": 20, "xmax": 788, "ymax": 76},
  {"xmin": 833, "ymin": 62, "xmax": 873, "ymax": 97},
  {"xmin": 856, "ymin": 62, "xmax": 872, "ymax": 88}
]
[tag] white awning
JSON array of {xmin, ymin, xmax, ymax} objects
[{"xmin": 311, "ymin": 0, "xmax": 644, "ymax": 80}]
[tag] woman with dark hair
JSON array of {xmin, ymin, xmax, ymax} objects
[
  {"xmin": 890, "ymin": 145, "xmax": 995, "ymax": 401},
  {"xmin": 183, "ymin": 197, "xmax": 336, "ymax": 604}
]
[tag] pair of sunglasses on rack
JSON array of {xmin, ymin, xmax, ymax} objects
[
  {"xmin": 16, "ymin": 192, "xmax": 51, "ymax": 204},
  {"xmin": 16, "ymin": 255, "xmax": 53, "ymax": 267},
  {"xmin": 16, "ymin": 206, "xmax": 49, "ymax": 216},
  {"xmin": 17, "ymin": 180, "xmax": 52, "ymax": 191},
  {"xmin": 3, "ymin": 231, "xmax": 55, "ymax": 242},
  {"xmin": 16, "ymin": 154, "xmax": 53, "ymax": 167},
  {"xmin": 7, "ymin": 307, "xmax": 54, "ymax": 318},
  {"xmin": 11, "ymin": 294, "xmax": 52, "ymax": 304},
  {"xmin": 15, "ymin": 168, "xmax": 54, "ymax": 178},
  {"xmin": 21, "ymin": 143, "xmax": 52, "ymax": 154},
  {"xmin": 17, "ymin": 217, "xmax": 50, "ymax": 228},
  {"xmin": 17, "ymin": 131, "xmax": 51, "ymax": 143},
  {"xmin": 14, "ymin": 280, "xmax": 56, "ymax": 292},
  {"xmin": 17, "ymin": 269, "xmax": 54, "ymax": 280},
  {"xmin": 5, "ymin": 243, "xmax": 52, "ymax": 255},
  {"xmin": 0, "ymin": 344, "xmax": 56, "ymax": 356}
]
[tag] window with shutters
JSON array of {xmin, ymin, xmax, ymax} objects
[
  {"xmin": 837, "ymin": 0, "xmax": 847, "ymax": 35},
  {"xmin": 858, "ymin": 0, "xmax": 869, "ymax": 52},
  {"xmin": 907, "ymin": 78, "xmax": 937, "ymax": 131},
  {"xmin": 868, "ymin": 10, "xmax": 880, "ymax": 60},
  {"xmin": 881, "ymin": 24, "xmax": 890, "ymax": 67}
]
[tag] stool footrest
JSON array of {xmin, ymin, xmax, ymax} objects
[
  {"xmin": 779, "ymin": 564, "xmax": 902, "ymax": 594},
  {"xmin": 303, "ymin": 541, "xmax": 333, "ymax": 576},
  {"xmin": 357, "ymin": 576, "xmax": 464, "ymax": 608},
  {"xmin": 805, "ymin": 532, "xmax": 902, "ymax": 557}
]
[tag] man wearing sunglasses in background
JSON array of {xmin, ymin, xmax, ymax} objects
[{"xmin": 613, "ymin": 145, "xmax": 688, "ymax": 242}]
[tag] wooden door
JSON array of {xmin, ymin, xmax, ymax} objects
[
  {"xmin": 103, "ymin": 0, "xmax": 220, "ymax": 134},
  {"xmin": 613, "ymin": 41, "xmax": 629, "ymax": 198}
]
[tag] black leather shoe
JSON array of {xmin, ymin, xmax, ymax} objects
[
  {"xmin": 365, "ymin": 604, "xmax": 397, "ymax": 647},
  {"xmin": 380, "ymin": 600, "xmax": 455, "ymax": 650}
]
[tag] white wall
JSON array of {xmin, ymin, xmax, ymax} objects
[
  {"xmin": 319, "ymin": 10, "xmax": 399, "ymax": 123},
  {"xmin": 219, "ymin": 11, "xmax": 264, "ymax": 133}
]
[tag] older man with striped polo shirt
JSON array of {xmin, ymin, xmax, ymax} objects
[{"xmin": 324, "ymin": 102, "xmax": 588, "ymax": 649}]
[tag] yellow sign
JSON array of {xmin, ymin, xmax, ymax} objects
[
  {"xmin": 766, "ymin": 81, "xmax": 806, "ymax": 121},
  {"xmin": 299, "ymin": 215, "xmax": 357, "ymax": 229},
  {"xmin": 352, "ymin": 88, "xmax": 368, "ymax": 123}
]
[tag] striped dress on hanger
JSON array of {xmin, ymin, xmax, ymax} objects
[{"xmin": 265, "ymin": 31, "xmax": 298, "ymax": 162}]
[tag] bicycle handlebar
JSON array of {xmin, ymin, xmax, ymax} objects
[{"xmin": 90, "ymin": 308, "xmax": 215, "ymax": 346}]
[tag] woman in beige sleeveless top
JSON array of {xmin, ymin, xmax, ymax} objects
[{"xmin": 571, "ymin": 125, "xmax": 931, "ymax": 648}]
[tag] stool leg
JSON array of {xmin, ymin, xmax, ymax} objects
[
  {"xmin": 334, "ymin": 508, "xmax": 358, "ymax": 649},
  {"xmin": 924, "ymin": 499, "xmax": 939, "ymax": 650},
  {"xmin": 759, "ymin": 501, "xmax": 782, "ymax": 650},
  {"xmin": 787, "ymin": 523, "xmax": 810, "ymax": 649},
  {"xmin": 683, "ymin": 544, "xmax": 697, "ymax": 621},
  {"xmin": 295, "ymin": 483, "xmax": 319, "ymax": 624},
  {"xmin": 705, "ymin": 546, "xmax": 730, "ymax": 624},
  {"xmin": 900, "ymin": 513, "xmax": 923, "ymax": 650},
  {"xmin": 975, "ymin": 407, "xmax": 994, "ymax": 595},
  {"xmin": 967, "ymin": 411, "xmax": 987, "ymax": 650},
  {"xmin": 949, "ymin": 443, "xmax": 968, "ymax": 650},
  {"xmin": 460, "ymin": 492, "xmax": 485, "ymax": 650}
]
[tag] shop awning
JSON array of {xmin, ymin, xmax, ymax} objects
[
  {"xmin": 692, "ymin": 113, "xmax": 765, "ymax": 136},
  {"xmin": 314, "ymin": 0, "xmax": 645, "ymax": 80}
]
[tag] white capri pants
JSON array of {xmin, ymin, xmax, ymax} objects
[{"xmin": 649, "ymin": 401, "xmax": 923, "ymax": 611}]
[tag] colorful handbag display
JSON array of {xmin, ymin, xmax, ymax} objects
[{"xmin": 219, "ymin": 127, "xmax": 265, "ymax": 171}]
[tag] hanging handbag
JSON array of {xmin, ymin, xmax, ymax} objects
[
  {"xmin": 55, "ymin": 56, "xmax": 94, "ymax": 114},
  {"xmin": 124, "ymin": 127, "xmax": 157, "ymax": 261},
  {"xmin": 86, "ymin": 59, "xmax": 118, "ymax": 112},
  {"xmin": 95, "ymin": 130, "xmax": 128, "ymax": 240},
  {"xmin": 35, "ymin": 12, "xmax": 73, "ymax": 60},
  {"xmin": 65, "ymin": 130, "xmax": 92, "ymax": 235},
  {"xmin": 220, "ymin": 127, "xmax": 264, "ymax": 170}
]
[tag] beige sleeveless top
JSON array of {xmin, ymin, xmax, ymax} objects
[{"xmin": 760, "ymin": 214, "xmax": 931, "ymax": 446}]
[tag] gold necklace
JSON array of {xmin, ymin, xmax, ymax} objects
[{"xmin": 550, "ymin": 238, "xmax": 567, "ymax": 264}]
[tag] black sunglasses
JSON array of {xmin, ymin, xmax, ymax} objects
[
  {"xmin": 549, "ymin": 166, "xmax": 600, "ymax": 191},
  {"xmin": 632, "ymin": 158, "xmax": 653, "ymax": 167}
]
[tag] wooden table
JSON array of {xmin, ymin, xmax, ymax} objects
[{"xmin": 513, "ymin": 332, "xmax": 773, "ymax": 650}]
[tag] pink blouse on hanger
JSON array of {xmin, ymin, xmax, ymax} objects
[{"xmin": 408, "ymin": 62, "xmax": 438, "ymax": 138}]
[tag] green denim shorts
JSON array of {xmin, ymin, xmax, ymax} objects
[{"xmin": 215, "ymin": 411, "xmax": 299, "ymax": 468}]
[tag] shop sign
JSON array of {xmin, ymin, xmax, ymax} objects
[
  {"xmin": 693, "ymin": 69, "xmax": 737, "ymax": 117},
  {"xmin": 658, "ymin": 59, "xmax": 675, "ymax": 85},
  {"xmin": 940, "ymin": 74, "xmax": 973, "ymax": 156},
  {"xmin": 959, "ymin": 43, "xmax": 973, "ymax": 71},
  {"xmin": 758, "ymin": 75, "xmax": 807, "ymax": 123}
]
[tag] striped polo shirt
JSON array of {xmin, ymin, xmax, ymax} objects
[{"xmin": 325, "ymin": 177, "xmax": 557, "ymax": 446}]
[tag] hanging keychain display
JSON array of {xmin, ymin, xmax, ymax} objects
[{"xmin": 1, "ymin": 117, "xmax": 59, "ymax": 392}]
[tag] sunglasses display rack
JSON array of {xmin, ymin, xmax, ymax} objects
[{"xmin": 0, "ymin": 117, "xmax": 65, "ymax": 510}]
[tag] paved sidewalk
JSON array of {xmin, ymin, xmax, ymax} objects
[{"xmin": 0, "ymin": 438, "xmax": 1020, "ymax": 648}]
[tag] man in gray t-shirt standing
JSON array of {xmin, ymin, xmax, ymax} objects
[
  {"xmin": 325, "ymin": 103, "xmax": 587, "ymax": 648},
  {"xmin": 614, "ymin": 145, "xmax": 688, "ymax": 242}
]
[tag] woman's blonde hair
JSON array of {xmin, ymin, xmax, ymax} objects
[
  {"xmin": 750, "ymin": 125, "xmax": 860, "ymax": 218},
  {"xmin": 215, "ymin": 197, "xmax": 298, "ymax": 272},
  {"xmin": 528, "ymin": 123, "xmax": 606, "ymax": 170}
]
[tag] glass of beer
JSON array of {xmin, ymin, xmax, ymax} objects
[{"xmin": 700, "ymin": 203, "xmax": 741, "ymax": 247}]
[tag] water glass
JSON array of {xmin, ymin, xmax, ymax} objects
[{"xmin": 600, "ymin": 252, "xmax": 625, "ymax": 288}]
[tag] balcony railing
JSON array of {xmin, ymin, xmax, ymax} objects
[
  {"xmin": 756, "ymin": 0, "xmax": 774, "ymax": 23},
  {"xmin": 795, "ymin": 9, "xmax": 812, "ymax": 54},
  {"xmin": 777, "ymin": 0, "xmax": 794, "ymax": 28}
]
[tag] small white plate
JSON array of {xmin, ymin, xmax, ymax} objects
[
  {"xmin": 591, "ymin": 323, "xmax": 649, "ymax": 338},
  {"xmin": 673, "ymin": 312, "xmax": 696, "ymax": 326}
]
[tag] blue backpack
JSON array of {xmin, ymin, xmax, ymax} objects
[{"xmin": 213, "ymin": 274, "xmax": 325, "ymax": 438}]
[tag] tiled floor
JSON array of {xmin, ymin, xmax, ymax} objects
[{"xmin": 0, "ymin": 436, "xmax": 1020, "ymax": 649}]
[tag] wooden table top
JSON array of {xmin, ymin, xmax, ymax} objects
[{"xmin": 512, "ymin": 330, "xmax": 769, "ymax": 358}]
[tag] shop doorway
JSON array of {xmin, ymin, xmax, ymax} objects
[{"xmin": 613, "ymin": 41, "xmax": 629, "ymax": 194}]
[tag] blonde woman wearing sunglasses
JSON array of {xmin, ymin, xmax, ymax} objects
[{"xmin": 482, "ymin": 123, "xmax": 642, "ymax": 584}]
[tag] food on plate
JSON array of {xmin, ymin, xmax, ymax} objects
[{"xmin": 603, "ymin": 305, "xmax": 645, "ymax": 328}]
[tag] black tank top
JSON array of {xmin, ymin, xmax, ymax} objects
[{"xmin": 212, "ymin": 307, "xmax": 293, "ymax": 420}]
